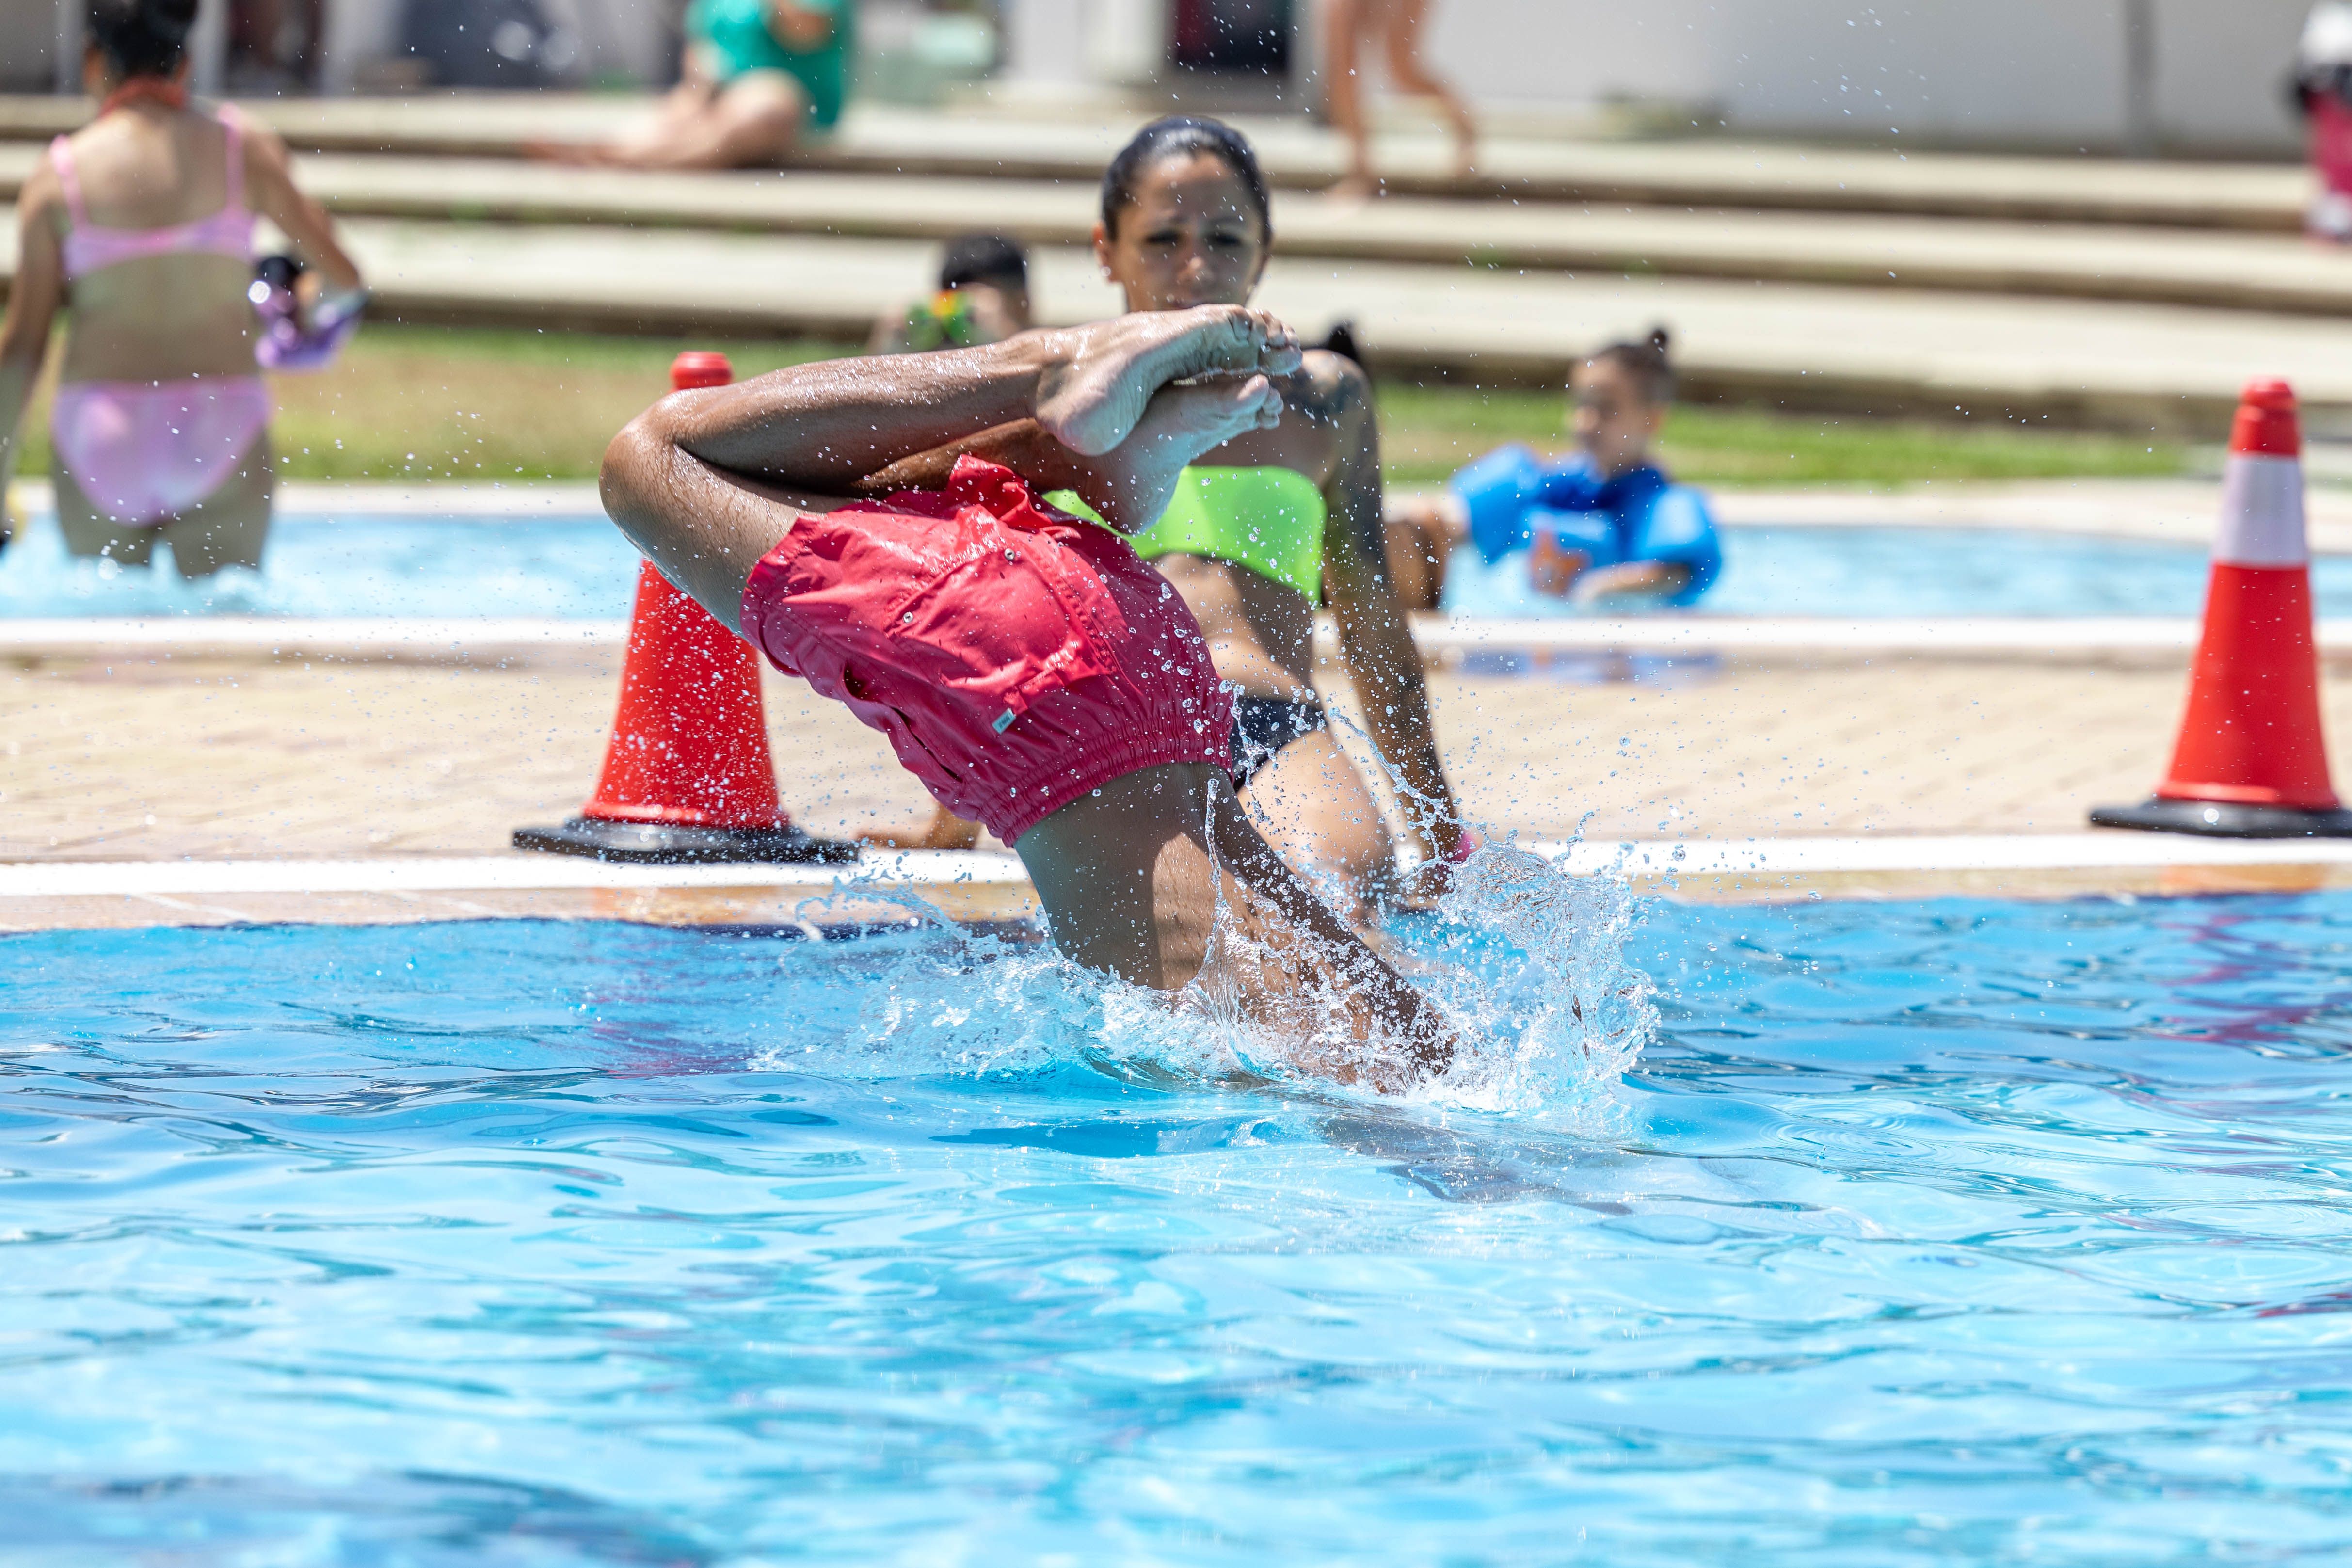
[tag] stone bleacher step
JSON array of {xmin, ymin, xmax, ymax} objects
[
  {"xmin": 4, "ymin": 212, "xmax": 2335, "ymax": 434},
  {"xmin": 0, "ymin": 93, "xmax": 2313, "ymax": 231},
  {"xmin": 4, "ymin": 143, "xmax": 2344, "ymax": 320}
]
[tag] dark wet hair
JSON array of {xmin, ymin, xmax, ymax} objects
[
  {"xmin": 939, "ymin": 232, "xmax": 1028, "ymax": 294},
  {"xmin": 1100, "ymin": 116, "xmax": 1273, "ymax": 242},
  {"xmin": 87, "ymin": 0, "xmax": 198, "ymax": 80},
  {"xmin": 1585, "ymin": 326, "xmax": 1675, "ymax": 405}
]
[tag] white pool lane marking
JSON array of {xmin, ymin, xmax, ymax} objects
[
  {"xmin": 4, "ymin": 836, "xmax": 2351, "ymax": 902},
  {"xmin": 1539, "ymin": 834, "xmax": 2352, "ymax": 877},
  {"xmin": 11, "ymin": 616, "xmax": 2352, "ymax": 658},
  {"xmin": 0, "ymin": 851, "xmax": 1026, "ymax": 898}
]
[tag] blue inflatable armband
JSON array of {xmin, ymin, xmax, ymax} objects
[{"xmin": 1448, "ymin": 444, "xmax": 1546, "ymax": 564}]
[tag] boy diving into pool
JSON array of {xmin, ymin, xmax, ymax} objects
[{"xmin": 599, "ymin": 306, "xmax": 1454, "ymax": 1089}]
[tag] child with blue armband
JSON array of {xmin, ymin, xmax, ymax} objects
[{"xmin": 1387, "ymin": 328, "xmax": 1723, "ymax": 615}]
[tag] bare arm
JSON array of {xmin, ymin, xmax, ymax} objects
[
  {"xmin": 599, "ymin": 333, "xmax": 1073, "ymax": 623},
  {"xmin": 766, "ymin": 0, "xmax": 836, "ymax": 49},
  {"xmin": 242, "ymin": 124, "xmax": 363, "ymax": 292},
  {"xmin": 600, "ymin": 310, "xmax": 1297, "ymax": 627},
  {"xmin": 0, "ymin": 162, "xmax": 66, "ymax": 495},
  {"xmin": 1317, "ymin": 359, "xmax": 1467, "ymax": 861},
  {"xmin": 856, "ymin": 416, "xmax": 1200, "ymax": 535},
  {"xmin": 1211, "ymin": 788, "xmax": 1455, "ymax": 1086},
  {"xmin": 1569, "ymin": 559, "xmax": 1692, "ymax": 606}
]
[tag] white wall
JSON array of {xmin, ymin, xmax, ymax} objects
[
  {"xmin": 0, "ymin": 0, "xmax": 70, "ymax": 91},
  {"xmin": 1415, "ymin": 0, "xmax": 2310, "ymax": 154}
]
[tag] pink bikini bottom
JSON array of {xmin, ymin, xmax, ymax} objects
[{"xmin": 50, "ymin": 376, "xmax": 272, "ymax": 526}]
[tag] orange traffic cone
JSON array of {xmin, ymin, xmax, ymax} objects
[
  {"xmin": 514, "ymin": 352, "xmax": 856, "ymax": 864},
  {"xmin": 2092, "ymin": 378, "xmax": 2352, "ymax": 838}
]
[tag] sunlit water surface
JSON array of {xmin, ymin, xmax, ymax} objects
[
  {"xmin": 6, "ymin": 884, "xmax": 2352, "ymax": 1564},
  {"xmin": 8, "ymin": 513, "xmax": 2352, "ymax": 620}
]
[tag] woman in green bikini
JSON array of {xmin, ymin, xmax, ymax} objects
[
  {"xmin": 876, "ymin": 117, "xmax": 1468, "ymax": 914},
  {"xmin": 534, "ymin": 0, "xmax": 851, "ymax": 170}
]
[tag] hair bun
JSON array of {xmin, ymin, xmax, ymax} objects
[
  {"xmin": 1647, "ymin": 325, "xmax": 1673, "ymax": 356},
  {"xmin": 150, "ymin": 0, "xmax": 200, "ymax": 41},
  {"xmin": 89, "ymin": 0, "xmax": 199, "ymax": 74}
]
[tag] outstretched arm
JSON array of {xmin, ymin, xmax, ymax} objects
[
  {"xmin": 1568, "ymin": 559, "xmax": 1691, "ymax": 606},
  {"xmin": 243, "ymin": 124, "xmax": 363, "ymax": 293},
  {"xmin": 1318, "ymin": 360, "xmax": 1468, "ymax": 862},
  {"xmin": 0, "ymin": 160, "xmax": 65, "ymax": 502},
  {"xmin": 602, "ymin": 309, "xmax": 1301, "ymax": 621}
]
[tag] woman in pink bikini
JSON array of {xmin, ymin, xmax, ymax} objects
[{"xmin": 0, "ymin": 0, "xmax": 364, "ymax": 576}]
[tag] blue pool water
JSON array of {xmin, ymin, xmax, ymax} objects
[
  {"xmin": 0, "ymin": 512, "xmax": 642, "ymax": 620},
  {"xmin": 7, "ymin": 512, "xmax": 2352, "ymax": 621},
  {"xmin": 7, "ymin": 883, "xmax": 2352, "ymax": 1563}
]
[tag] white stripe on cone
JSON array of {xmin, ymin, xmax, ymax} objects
[{"xmin": 2215, "ymin": 453, "xmax": 2310, "ymax": 568}]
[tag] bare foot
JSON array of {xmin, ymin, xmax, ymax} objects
[
  {"xmin": 1061, "ymin": 374, "xmax": 1285, "ymax": 533},
  {"xmin": 1327, "ymin": 174, "xmax": 1377, "ymax": 201},
  {"xmin": 858, "ymin": 806, "xmax": 983, "ymax": 851},
  {"xmin": 523, "ymin": 138, "xmax": 610, "ymax": 167},
  {"xmin": 1034, "ymin": 306, "xmax": 1301, "ymax": 456}
]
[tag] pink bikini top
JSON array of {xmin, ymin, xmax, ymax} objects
[{"xmin": 50, "ymin": 109, "xmax": 254, "ymax": 282}]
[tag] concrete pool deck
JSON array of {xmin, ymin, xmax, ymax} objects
[
  {"xmin": 12, "ymin": 476, "xmax": 2352, "ymax": 929},
  {"xmin": 9, "ymin": 640, "xmax": 2352, "ymax": 929},
  {"xmin": 4, "ymin": 834, "xmax": 2349, "ymax": 933}
]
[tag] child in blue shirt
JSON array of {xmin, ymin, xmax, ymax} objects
[{"xmin": 1390, "ymin": 329, "xmax": 1723, "ymax": 615}]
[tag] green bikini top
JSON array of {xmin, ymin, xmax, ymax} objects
[{"xmin": 1052, "ymin": 466, "xmax": 1327, "ymax": 604}]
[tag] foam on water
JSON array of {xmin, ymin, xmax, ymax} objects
[{"xmin": 752, "ymin": 845, "xmax": 1655, "ymax": 1117}]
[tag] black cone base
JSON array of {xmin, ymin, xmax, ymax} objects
[
  {"xmin": 512, "ymin": 816, "xmax": 861, "ymax": 864},
  {"xmin": 2089, "ymin": 799, "xmax": 2352, "ymax": 839}
]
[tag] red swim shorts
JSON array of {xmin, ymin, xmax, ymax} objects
[{"xmin": 738, "ymin": 456, "xmax": 1234, "ymax": 846}]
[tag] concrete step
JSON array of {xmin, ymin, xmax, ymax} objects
[
  {"xmin": 7, "ymin": 211, "xmax": 2346, "ymax": 433},
  {"xmin": 8, "ymin": 145, "xmax": 2347, "ymax": 320},
  {"xmin": 0, "ymin": 93, "xmax": 2314, "ymax": 230}
]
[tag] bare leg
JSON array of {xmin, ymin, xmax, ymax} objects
[
  {"xmin": 595, "ymin": 73, "xmax": 807, "ymax": 171},
  {"xmin": 158, "ymin": 436, "xmax": 274, "ymax": 578},
  {"xmin": 527, "ymin": 79, "xmax": 713, "ymax": 165},
  {"xmin": 1016, "ymin": 763, "xmax": 1450, "ymax": 1087},
  {"xmin": 1238, "ymin": 729, "xmax": 1397, "ymax": 921},
  {"xmin": 1384, "ymin": 0, "xmax": 1478, "ymax": 178},
  {"xmin": 859, "ymin": 803, "xmax": 984, "ymax": 850},
  {"xmin": 53, "ymin": 457, "xmax": 157, "ymax": 567},
  {"xmin": 1321, "ymin": 0, "xmax": 1377, "ymax": 196}
]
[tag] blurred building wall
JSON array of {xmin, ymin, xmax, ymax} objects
[
  {"xmin": 317, "ymin": 0, "xmax": 676, "ymax": 90},
  {"xmin": 0, "ymin": 0, "xmax": 68, "ymax": 90},
  {"xmin": 1420, "ymin": 0, "xmax": 2309, "ymax": 154}
]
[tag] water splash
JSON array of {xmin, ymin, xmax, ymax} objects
[
  {"xmin": 753, "ymin": 844, "xmax": 1655, "ymax": 1117},
  {"xmin": 1402, "ymin": 839, "xmax": 1656, "ymax": 1116}
]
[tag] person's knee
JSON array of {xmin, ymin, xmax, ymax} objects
[
  {"xmin": 1241, "ymin": 739, "xmax": 1393, "ymax": 888},
  {"xmin": 717, "ymin": 77, "xmax": 806, "ymax": 147}
]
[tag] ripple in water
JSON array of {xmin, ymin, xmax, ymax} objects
[{"xmin": 8, "ymin": 889, "xmax": 2352, "ymax": 1563}]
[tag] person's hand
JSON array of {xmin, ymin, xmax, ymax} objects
[
  {"xmin": 1389, "ymin": 826, "xmax": 1478, "ymax": 910},
  {"xmin": 1528, "ymin": 533, "xmax": 1589, "ymax": 598},
  {"xmin": 1568, "ymin": 560, "xmax": 1687, "ymax": 607}
]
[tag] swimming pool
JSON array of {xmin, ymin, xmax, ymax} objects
[
  {"xmin": 7, "ymin": 512, "xmax": 2352, "ymax": 621},
  {"xmin": 8, "ymin": 882, "xmax": 2352, "ymax": 1563}
]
